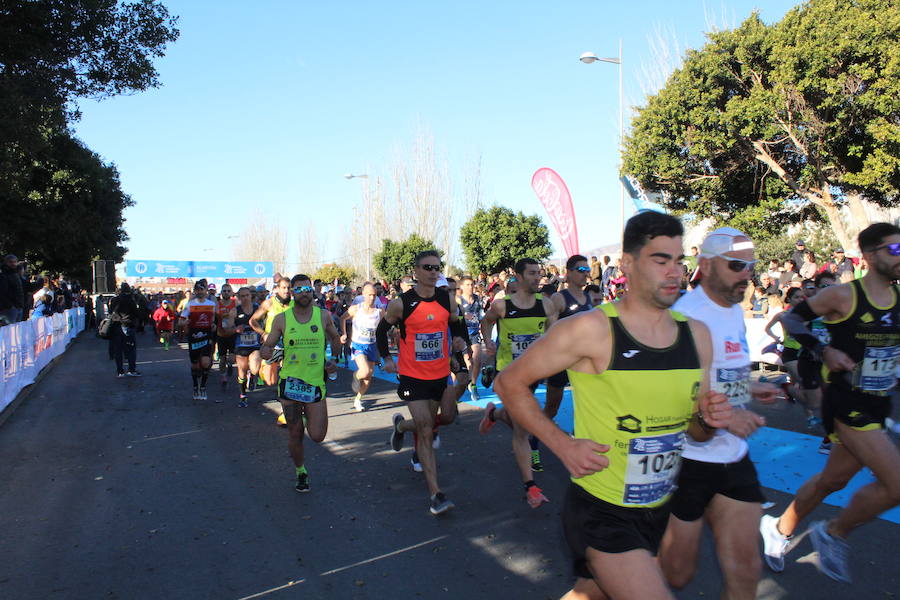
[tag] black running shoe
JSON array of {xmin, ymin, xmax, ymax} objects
[
  {"xmin": 390, "ymin": 413, "xmax": 405, "ymax": 451},
  {"xmin": 481, "ymin": 364, "xmax": 496, "ymax": 389},
  {"xmin": 295, "ymin": 471, "xmax": 310, "ymax": 493},
  {"xmin": 531, "ymin": 450, "xmax": 544, "ymax": 472},
  {"xmin": 429, "ymin": 492, "xmax": 454, "ymax": 515}
]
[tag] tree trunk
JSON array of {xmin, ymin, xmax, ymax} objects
[
  {"xmin": 844, "ymin": 191, "xmax": 871, "ymax": 242},
  {"xmin": 811, "ymin": 194, "xmax": 854, "ymax": 252}
]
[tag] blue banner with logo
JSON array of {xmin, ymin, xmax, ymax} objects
[{"xmin": 126, "ymin": 260, "xmax": 273, "ymax": 278}]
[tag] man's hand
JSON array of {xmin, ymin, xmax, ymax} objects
[
  {"xmin": 382, "ymin": 355, "xmax": 397, "ymax": 374},
  {"xmin": 698, "ymin": 390, "xmax": 733, "ymax": 429},
  {"xmin": 557, "ymin": 438, "xmax": 610, "ymax": 478},
  {"xmin": 451, "ymin": 336, "xmax": 467, "ymax": 353},
  {"xmin": 340, "ymin": 333, "xmax": 348, "ymax": 345},
  {"xmin": 752, "ymin": 382, "xmax": 784, "ymax": 404},
  {"xmin": 823, "ymin": 345, "xmax": 855, "ymax": 372},
  {"xmin": 260, "ymin": 346, "xmax": 273, "ymax": 360},
  {"xmin": 726, "ymin": 408, "xmax": 766, "ymax": 438},
  {"xmin": 484, "ymin": 339, "xmax": 497, "ymax": 357}
]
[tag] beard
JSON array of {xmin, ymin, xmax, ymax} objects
[{"xmin": 295, "ymin": 295, "xmax": 312, "ymax": 307}]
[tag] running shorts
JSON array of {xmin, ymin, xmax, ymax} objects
[
  {"xmin": 234, "ymin": 345, "xmax": 260, "ymax": 357},
  {"xmin": 217, "ymin": 333, "xmax": 236, "ymax": 354},
  {"xmin": 188, "ymin": 331, "xmax": 214, "ymax": 363},
  {"xmin": 563, "ymin": 482, "xmax": 670, "ymax": 579},
  {"xmin": 781, "ymin": 347, "xmax": 800, "ymax": 363},
  {"xmin": 797, "ymin": 357, "xmax": 822, "ymax": 390},
  {"xmin": 823, "ymin": 383, "xmax": 892, "ymax": 441},
  {"xmin": 397, "ymin": 374, "xmax": 447, "ymax": 402},
  {"xmin": 547, "ymin": 369, "xmax": 569, "ymax": 388},
  {"xmin": 667, "ymin": 455, "xmax": 765, "ymax": 522},
  {"xmin": 351, "ymin": 341, "xmax": 380, "ymax": 364}
]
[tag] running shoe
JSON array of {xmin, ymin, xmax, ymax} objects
[
  {"xmin": 818, "ymin": 441, "xmax": 832, "ymax": 455},
  {"xmin": 760, "ymin": 514, "xmax": 791, "ymax": 573},
  {"xmin": 117, "ymin": 372, "xmax": 126, "ymax": 379},
  {"xmin": 238, "ymin": 394, "xmax": 248, "ymax": 408},
  {"xmin": 531, "ymin": 450, "xmax": 544, "ymax": 472},
  {"xmin": 295, "ymin": 471, "xmax": 310, "ymax": 493},
  {"xmin": 429, "ymin": 492, "xmax": 454, "ymax": 515},
  {"xmin": 192, "ymin": 386, "xmax": 200, "ymax": 400},
  {"xmin": 806, "ymin": 415, "xmax": 822, "ymax": 429},
  {"xmin": 277, "ymin": 413, "xmax": 287, "ymax": 427},
  {"xmin": 390, "ymin": 413, "xmax": 405, "ymax": 451},
  {"xmin": 432, "ymin": 430, "xmax": 440, "ymax": 449},
  {"xmin": 199, "ymin": 387, "xmax": 207, "ymax": 401},
  {"xmin": 478, "ymin": 402, "xmax": 497, "ymax": 435},
  {"xmin": 526, "ymin": 485, "xmax": 549, "ymax": 509},
  {"xmin": 126, "ymin": 371, "xmax": 142, "ymax": 377},
  {"xmin": 410, "ymin": 452, "xmax": 422, "ymax": 472},
  {"xmin": 810, "ymin": 521, "xmax": 851, "ymax": 583},
  {"xmin": 480, "ymin": 365, "xmax": 496, "ymax": 388},
  {"xmin": 353, "ymin": 394, "xmax": 364, "ymax": 412},
  {"xmin": 467, "ymin": 382, "xmax": 479, "ymax": 401}
]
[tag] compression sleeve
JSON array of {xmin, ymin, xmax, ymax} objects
[
  {"xmin": 376, "ymin": 316, "xmax": 392, "ymax": 359},
  {"xmin": 782, "ymin": 301, "xmax": 826, "ymax": 354}
]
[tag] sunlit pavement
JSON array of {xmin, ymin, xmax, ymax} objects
[{"xmin": 0, "ymin": 334, "xmax": 897, "ymax": 598}]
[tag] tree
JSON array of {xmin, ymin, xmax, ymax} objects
[
  {"xmin": 459, "ymin": 206, "xmax": 552, "ymax": 274},
  {"xmin": 231, "ymin": 210, "xmax": 288, "ymax": 274},
  {"xmin": 622, "ymin": 0, "xmax": 900, "ymax": 251},
  {"xmin": 1, "ymin": 133, "xmax": 132, "ymax": 279},
  {"xmin": 372, "ymin": 234, "xmax": 439, "ymax": 283},
  {"xmin": 313, "ymin": 264, "xmax": 356, "ymax": 286}
]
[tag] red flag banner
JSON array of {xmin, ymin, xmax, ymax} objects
[{"xmin": 531, "ymin": 168, "xmax": 579, "ymax": 258}]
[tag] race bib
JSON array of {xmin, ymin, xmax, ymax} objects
[
  {"xmin": 623, "ymin": 432, "xmax": 684, "ymax": 505},
  {"xmin": 510, "ymin": 333, "xmax": 539, "ymax": 360},
  {"xmin": 414, "ymin": 332, "xmax": 444, "ymax": 361},
  {"xmin": 237, "ymin": 332, "xmax": 259, "ymax": 347},
  {"xmin": 190, "ymin": 339, "xmax": 209, "ymax": 351},
  {"xmin": 357, "ymin": 327, "xmax": 376, "ymax": 344},
  {"xmin": 283, "ymin": 377, "xmax": 318, "ymax": 403},
  {"xmin": 713, "ymin": 366, "xmax": 751, "ymax": 408},
  {"xmin": 855, "ymin": 345, "xmax": 899, "ymax": 392},
  {"xmin": 811, "ymin": 320, "xmax": 831, "ymax": 345}
]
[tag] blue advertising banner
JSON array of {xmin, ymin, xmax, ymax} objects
[{"xmin": 126, "ymin": 261, "xmax": 273, "ymax": 278}]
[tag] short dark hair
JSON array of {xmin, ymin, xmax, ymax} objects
[
  {"xmin": 445, "ymin": 277, "xmax": 456, "ymax": 284},
  {"xmin": 514, "ymin": 257, "xmax": 540, "ymax": 275},
  {"xmin": 313, "ymin": 279, "xmax": 322, "ymax": 285},
  {"xmin": 785, "ymin": 287, "xmax": 804, "ymax": 303},
  {"xmin": 814, "ymin": 271, "xmax": 837, "ymax": 287},
  {"xmin": 565, "ymin": 254, "xmax": 588, "ymax": 271},
  {"xmin": 290, "ymin": 274, "xmax": 311, "ymax": 286},
  {"xmin": 414, "ymin": 250, "xmax": 441, "ymax": 265},
  {"xmin": 859, "ymin": 222, "xmax": 900, "ymax": 253},
  {"xmin": 622, "ymin": 211, "xmax": 683, "ymax": 256}
]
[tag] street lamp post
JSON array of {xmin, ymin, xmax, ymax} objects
[
  {"xmin": 344, "ymin": 173, "xmax": 371, "ymax": 281},
  {"xmin": 580, "ymin": 40, "xmax": 626, "ymax": 237}
]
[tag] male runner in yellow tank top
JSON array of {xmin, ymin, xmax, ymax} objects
[{"xmin": 495, "ymin": 212, "xmax": 733, "ymax": 600}]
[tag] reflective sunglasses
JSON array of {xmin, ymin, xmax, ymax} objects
[
  {"xmin": 574, "ymin": 266, "xmax": 591, "ymax": 273},
  {"xmin": 293, "ymin": 285, "xmax": 314, "ymax": 293},
  {"xmin": 711, "ymin": 253, "xmax": 758, "ymax": 272},
  {"xmin": 417, "ymin": 263, "xmax": 443, "ymax": 272},
  {"xmin": 874, "ymin": 243, "xmax": 900, "ymax": 256}
]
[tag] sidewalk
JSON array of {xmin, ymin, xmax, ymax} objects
[{"xmin": 0, "ymin": 334, "xmax": 897, "ymax": 599}]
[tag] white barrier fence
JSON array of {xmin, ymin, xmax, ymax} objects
[{"xmin": 1, "ymin": 308, "xmax": 85, "ymax": 412}]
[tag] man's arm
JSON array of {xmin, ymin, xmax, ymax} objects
[
  {"xmin": 259, "ymin": 313, "xmax": 285, "ymax": 360},
  {"xmin": 480, "ymin": 298, "xmax": 504, "ymax": 356},
  {"xmin": 339, "ymin": 304, "xmax": 356, "ymax": 342},
  {"xmin": 495, "ymin": 312, "xmax": 611, "ymax": 477},
  {"xmin": 376, "ymin": 298, "xmax": 403, "ymax": 372},
  {"xmin": 542, "ymin": 296, "xmax": 558, "ymax": 329},
  {"xmin": 684, "ymin": 320, "xmax": 733, "ymax": 442},
  {"xmin": 781, "ymin": 284, "xmax": 855, "ymax": 370},
  {"xmin": 249, "ymin": 299, "xmax": 271, "ymax": 335}
]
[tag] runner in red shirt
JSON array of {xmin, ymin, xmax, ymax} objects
[{"xmin": 152, "ymin": 300, "xmax": 177, "ymax": 350}]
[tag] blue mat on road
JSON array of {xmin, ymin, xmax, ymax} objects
[{"xmin": 348, "ymin": 361, "xmax": 899, "ymax": 524}]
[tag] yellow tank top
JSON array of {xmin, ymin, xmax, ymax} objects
[
  {"xmin": 279, "ymin": 306, "xmax": 326, "ymax": 399},
  {"xmin": 265, "ymin": 296, "xmax": 292, "ymax": 333},
  {"xmin": 569, "ymin": 303, "xmax": 701, "ymax": 508},
  {"xmin": 497, "ymin": 294, "xmax": 546, "ymax": 371}
]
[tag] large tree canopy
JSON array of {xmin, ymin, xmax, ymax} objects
[
  {"xmin": 459, "ymin": 206, "xmax": 552, "ymax": 274},
  {"xmin": 622, "ymin": 0, "xmax": 899, "ymax": 250},
  {"xmin": 372, "ymin": 234, "xmax": 440, "ymax": 283}
]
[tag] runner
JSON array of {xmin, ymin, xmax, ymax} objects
[
  {"xmin": 179, "ymin": 279, "xmax": 218, "ymax": 401},
  {"xmin": 216, "ymin": 283, "xmax": 237, "ymax": 386},
  {"xmin": 152, "ymin": 299, "xmax": 176, "ymax": 350},
  {"xmin": 250, "ymin": 277, "xmax": 292, "ymax": 387},
  {"xmin": 531, "ymin": 254, "xmax": 601, "ymax": 472},
  {"xmin": 494, "ymin": 211, "xmax": 732, "ymax": 600},
  {"xmin": 657, "ymin": 228, "xmax": 783, "ymax": 600},
  {"xmin": 376, "ymin": 250, "xmax": 469, "ymax": 515},
  {"xmin": 234, "ymin": 286, "xmax": 262, "ymax": 407},
  {"xmin": 340, "ymin": 283, "xmax": 384, "ymax": 412},
  {"xmin": 260, "ymin": 274, "xmax": 341, "ymax": 492},
  {"xmin": 479, "ymin": 257, "xmax": 557, "ymax": 508},
  {"xmin": 458, "ymin": 275, "xmax": 485, "ymax": 400},
  {"xmin": 761, "ymin": 222, "xmax": 900, "ymax": 583}
]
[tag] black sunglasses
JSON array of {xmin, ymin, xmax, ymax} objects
[{"xmin": 417, "ymin": 263, "xmax": 443, "ymax": 272}]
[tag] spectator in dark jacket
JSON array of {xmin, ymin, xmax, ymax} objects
[
  {"xmin": 108, "ymin": 282, "xmax": 140, "ymax": 377},
  {"xmin": 0, "ymin": 254, "xmax": 24, "ymax": 325}
]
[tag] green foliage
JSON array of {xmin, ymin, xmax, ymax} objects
[
  {"xmin": 313, "ymin": 263, "xmax": 356, "ymax": 286},
  {"xmin": 0, "ymin": 0, "xmax": 180, "ymax": 275},
  {"xmin": 459, "ymin": 206, "xmax": 552, "ymax": 274},
  {"xmin": 372, "ymin": 234, "xmax": 440, "ymax": 283},
  {"xmin": 622, "ymin": 0, "xmax": 899, "ymax": 241}
]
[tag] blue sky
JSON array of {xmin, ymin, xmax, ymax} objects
[{"xmin": 73, "ymin": 0, "xmax": 799, "ymax": 271}]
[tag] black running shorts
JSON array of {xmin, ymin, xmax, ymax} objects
[
  {"xmin": 797, "ymin": 357, "xmax": 822, "ymax": 390},
  {"xmin": 563, "ymin": 482, "xmax": 671, "ymax": 579},
  {"xmin": 188, "ymin": 331, "xmax": 214, "ymax": 363},
  {"xmin": 217, "ymin": 333, "xmax": 236, "ymax": 354},
  {"xmin": 823, "ymin": 383, "xmax": 892, "ymax": 441},
  {"xmin": 667, "ymin": 455, "xmax": 765, "ymax": 522},
  {"xmin": 397, "ymin": 374, "xmax": 447, "ymax": 402}
]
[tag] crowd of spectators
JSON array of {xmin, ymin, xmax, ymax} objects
[{"xmin": 0, "ymin": 254, "xmax": 90, "ymax": 327}]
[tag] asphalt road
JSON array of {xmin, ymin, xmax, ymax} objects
[{"xmin": 0, "ymin": 332, "xmax": 897, "ymax": 599}]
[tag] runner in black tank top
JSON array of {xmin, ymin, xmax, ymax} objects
[
  {"xmin": 533, "ymin": 255, "xmax": 601, "ymax": 472},
  {"xmin": 766, "ymin": 223, "xmax": 900, "ymax": 583}
]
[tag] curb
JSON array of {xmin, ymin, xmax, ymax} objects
[{"xmin": 0, "ymin": 331, "xmax": 85, "ymax": 429}]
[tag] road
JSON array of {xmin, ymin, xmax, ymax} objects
[{"xmin": 0, "ymin": 332, "xmax": 897, "ymax": 599}]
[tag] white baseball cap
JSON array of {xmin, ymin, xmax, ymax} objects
[
  {"xmin": 436, "ymin": 275, "xmax": 449, "ymax": 288},
  {"xmin": 699, "ymin": 227, "xmax": 754, "ymax": 257}
]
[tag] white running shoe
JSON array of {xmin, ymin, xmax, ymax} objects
[
  {"xmin": 353, "ymin": 395, "xmax": 364, "ymax": 412},
  {"xmin": 760, "ymin": 514, "xmax": 790, "ymax": 573}
]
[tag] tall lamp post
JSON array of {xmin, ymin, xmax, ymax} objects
[
  {"xmin": 580, "ymin": 40, "xmax": 626, "ymax": 237},
  {"xmin": 344, "ymin": 173, "xmax": 371, "ymax": 281}
]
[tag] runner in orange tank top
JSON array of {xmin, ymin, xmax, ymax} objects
[{"xmin": 376, "ymin": 250, "xmax": 470, "ymax": 515}]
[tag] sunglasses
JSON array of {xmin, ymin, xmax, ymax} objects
[
  {"xmin": 293, "ymin": 285, "xmax": 313, "ymax": 293},
  {"xmin": 574, "ymin": 266, "xmax": 591, "ymax": 273},
  {"xmin": 874, "ymin": 243, "xmax": 900, "ymax": 256},
  {"xmin": 711, "ymin": 253, "xmax": 758, "ymax": 272},
  {"xmin": 417, "ymin": 263, "xmax": 443, "ymax": 272}
]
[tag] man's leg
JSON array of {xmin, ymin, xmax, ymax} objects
[
  {"xmin": 560, "ymin": 577, "xmax": 608, "ymax": 600},
  {"xmin": 406, "ymin": 399, "xmax": 441, "ymax": 496},
  {"xmin": 583, "ymin": 547, "xmax": 673, "ymax": 600},
  {"xmin": 125, "ymin": 329, "xmax": 137, "ymax": 372},
  {"xmin": 353, "ymin": 353, "xmax": 373, "ymax": 395},
  {"xmin": 705, "ymin": 495, "xmax": 762, "ymax": 600},
  {"xmin": 658, "ymin": 515, "xmax": 704, "ymax": 589},
  {"xmin": 303, "ymin": 399, "xmax": 329, "ymax": 444}
]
